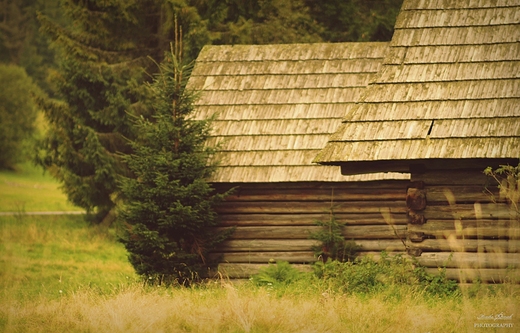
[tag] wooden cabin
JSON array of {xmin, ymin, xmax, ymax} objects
[
  {"xmin": 187, "ymin": 42, "xmax": 411, "ymax": 278},
  {"xmin": 315, "ymin": 0, "xmax": 520, "ymax": 283}
]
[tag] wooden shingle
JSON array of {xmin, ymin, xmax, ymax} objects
[
  {"xmin": 315, "ymin": 1, "xmax": 520, "ymax": 173},
  {"xmin": 188, "ymin": 42, "xmax": 408, "ymax": 182}
]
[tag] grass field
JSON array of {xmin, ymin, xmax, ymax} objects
[
  {"xmin": 1, "ymin": 214, "xmax": 519, "ymax": 332},
  {"xmin": 1, "ymin": 162, "xmax": 518, "ymax": 332},
  {"xmin": 0, "ymin": 162, "xmax": 82, "ymax": 212}
]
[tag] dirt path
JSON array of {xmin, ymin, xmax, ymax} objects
[{"xmin": 0, "ymin": 211, "xmax": 85, "ymax": 216}]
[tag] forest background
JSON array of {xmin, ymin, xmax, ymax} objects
[
  {"xmin": 2, "ymin": 3, "xmax": 519, "ymax": 331},
  {"xmin": 0, "ymin": 0, "xmax": 403, "ymax": 222}
]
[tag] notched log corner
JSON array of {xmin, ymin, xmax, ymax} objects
[
  {"xmin": 407, "ymin": 247, "xmax": 423, "ymax": 257},
  {"xmin": 407, "ymin": 210, "xmax": 426, "ymax": 225},
  {"xmin": 408, "ymin": 231, "xmax": 425, "ymax": 243},
  {"xmin": 406, "ymin": 187, "xmax": 427, "ymax": 211}
]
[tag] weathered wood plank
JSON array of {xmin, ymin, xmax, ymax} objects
[
  {"xmin": 345, "ymin": 225, "xmax": 407, "ymax": 239},
  {"xmin": 217, "ymin": 213, "xmax": 408, "ymax": 226},
  {"xmin": 356, "ymin": 252, "xmax": 408, "ymax": 260},
  {"xmin": 425, "ymin": 268, "xmax": 520, "ymax": 283},
  {"xmin": 423, "ymin": 203, "xmax": 517, "ymax": 220},
  {"xmin": 341, "ymin": 161, "xmax": 410, "ymax": 175},
  {"xmin": 411, "ymin": 169, "xmax": 491, "ymax": 185},
  {"xmin": 222, "ymin": 188, "xmax": 405, "ymax": 202},
  {"xmin": 215, "ymin": 225, "xmax": 407, "ymax": 240},
  {"xmin": 219, "ymin": 239, "xmax": 410, "ymax": 252},
  {"xmin": 409, "ymin": 221, "xmax": 520, "ymax": 239},
  {"xmin": 219, "ymin": 239, "xmax": 318, "ymax": 252},
  {"xmin": 220, "ymin": 226, "xmax": 318, "ymax": 239},
  {"xmin": 426, "ymin": 186, "xmax": 501, "ymax": 203},
  {"xmin": 411, "ymin": 219, "xmax": 513, "ymax": 230},
  {"xmin": 416, "ymin": 252, "xmax": 520, "ymax": 269},
  {"xmin": 217, "ymin": 200, "xmax": 407, "ymax": 214},
  {"xmin": 209, "ymin": 251, "xmax": 317, "ymax": 263},
  {"xmin": 211, "ymin": 251, "xmax": 520, "ymax": 269},
  {"xmin": 213, "ymin": 180, "xmax": 410, "ymax": 192},
  {"xmin": 355, "ymin": 239, "xmax": 407, "ymax": 252},
  {"xmin": 408, "ymin": 239, "xmax": 520, "ymax": 253},
  {"xmin": 357, "ymin": 251, "xmax": 520, "ymax": 269}
]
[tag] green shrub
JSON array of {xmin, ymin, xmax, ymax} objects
[
  {"xmin": 312, "ymin": 253, "xmax": 460, "ymax": 298},
  {"xmin": 0, "ymin": 64, "xmax": 41, "ymax": 169},
  {"xmin": 313, "ymin": 256, "xmax": 384, "ymax": 294},
  {"xmin": 118, "ymin": 45, "xmax": 232, "ymax": 286},
  {"xmin": 251, "ymin": 260, "xmax": 304, "ymax": 288},
  {"xmin": 309, "ymin": 210, "xmax": 361, "ymax": 262},
  {"xmin": 412, "ymin": 264, "xmax": 460, "ymax": 298},
  {"xmin": 253, "ymin": 258, "xmax": 423, "ymax": 298}
]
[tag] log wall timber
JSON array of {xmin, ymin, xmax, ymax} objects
[
  {"xmin": 211, "ymin": 181, "xmax": 409, "ymax": 277},
  {"xmin": 210, "ymin": 171, "xmax": 519, "ymax": 283},
  {"xmin": 406, "ymin": 167, "xmax": 520, "ymax": 283}
]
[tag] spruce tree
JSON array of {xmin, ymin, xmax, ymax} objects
[
  {"xmin": 304, "ymin": 0, "xmax": 403, "ymax": 42},
  {"xmin": 118, "ymin": 41, "xmax": 231, "ymax": 286},
  {"xmin": 35, "ymin": 1, "xmax": 212, "ymax": 222},
  {"xmin": 0, "ymin": 0, "xmax": 64, "ymax": 95},
  {"xmin": 197, "ymin": 0, "xmax": 323, "ymax": 44},
  {"xmin": 36, "ymin": 0, "xmax": 165, "ymax": 222}
]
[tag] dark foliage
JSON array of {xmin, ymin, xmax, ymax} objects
[
  {"xmin": 305, "ymin": 0, "xmax": 403, "ymax": 42},
  {"xmin": 0, "ymin": 64, "xmax": 40, "ymax": 169},
  {"xmin": 313, "ymin": 253, "xmax": 460, "ymax": 297},
  {"xmin": 35, "ymin": 0, "xmax": 166, "ymax": 222},
  {"xmin": 310, "ymin": 209, "xmax": 361, "ymax": 262},
  {"xmin": 118, "ymin": 45, "xmax": 232, "ymax": 286}
]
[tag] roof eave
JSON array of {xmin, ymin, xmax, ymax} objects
[{"xmin": 337, "ymin": 158, "xmax": 520, "ymax": 175}]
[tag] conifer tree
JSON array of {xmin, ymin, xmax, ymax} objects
[
  {"xmin": 304, "ymin": 0, "xmax": 403, "ymax": 42},
  {"xmin": 35, "ymin": 1, "xmax": 165, "ymax": 222},
  {"xmin": 197, "ymin": 0, "xmax": 323, "ymax": 44},
  {"xmin": 35, "ymin": 1, "xmax": 212, "ymax": 222},
  {"xmin": 0, "ymin": 0, "xmax": 64, "ymax": 95},
  {"xmin": 0, "ymin": 0, "xmax": 29, "ymax": 64},
  {"xmin": 118, "ymin": 39, "xmax": 231, "ymax": 286}
]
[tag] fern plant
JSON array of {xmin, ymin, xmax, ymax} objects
[{"xmin": 251, "ymin": 260, "xmax": 303, "ymax": 287}]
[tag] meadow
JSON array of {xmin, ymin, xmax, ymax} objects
[
  {"xmin": 1, "ymin": 214, "xmax": 519, "ymax": 333},
  {"xmin": 1, "ymin": 166, "xmax": 519, "ymax": 332},
  {"xmin": 0, "ymin": 162, "xmax": 82, "ymax": 212}
]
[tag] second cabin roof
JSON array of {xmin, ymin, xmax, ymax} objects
[{"xmin": 314, "ymin": 0, "xmax": 520, "ymax": 173}]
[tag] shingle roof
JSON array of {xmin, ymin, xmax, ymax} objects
[
  {"xmin": 314, "ymin": 0, "xmax": 520, "ymax": 173},
  {"xmin": 188, "ymin": 42, "xmax": 408, "ymax": 182}
]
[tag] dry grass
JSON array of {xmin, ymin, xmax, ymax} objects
[
  {"xmin": 1, "ymin": 214, "xmax": 519, "ymax": 332},
  {"xmin": 2, "ymin": 282, "xmax": 519, "ymax": 333}
]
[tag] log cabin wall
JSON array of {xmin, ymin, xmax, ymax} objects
[
  {"xmin": 210, "ymin": 170, "xmax": 520, "ymax": 283},
  {"xmin": 311, "ymin": 1, "xmax": 519, "ymax": 283},
  {"xmin": 210, "ymin": 180, "xmax": 410, "ymax": 278},
  {"xmin": 187, "ymin": 42, "xmax": 415, "ymax": 279},
  {"xmin": 407, "ymin": 168, "xmax": 519, "ymax": 283}
]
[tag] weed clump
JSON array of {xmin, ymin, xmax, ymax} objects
[
  {"xmin": 252, "ymin": 254, "xmax": 461, "ymax": 299},
  {"xmin": 251, "ymin": 260, "xmax": 303, "ymax": 288},
  {"xmin": 309, "ymin": 209, "xmax": 361, "ymax": 262}
]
